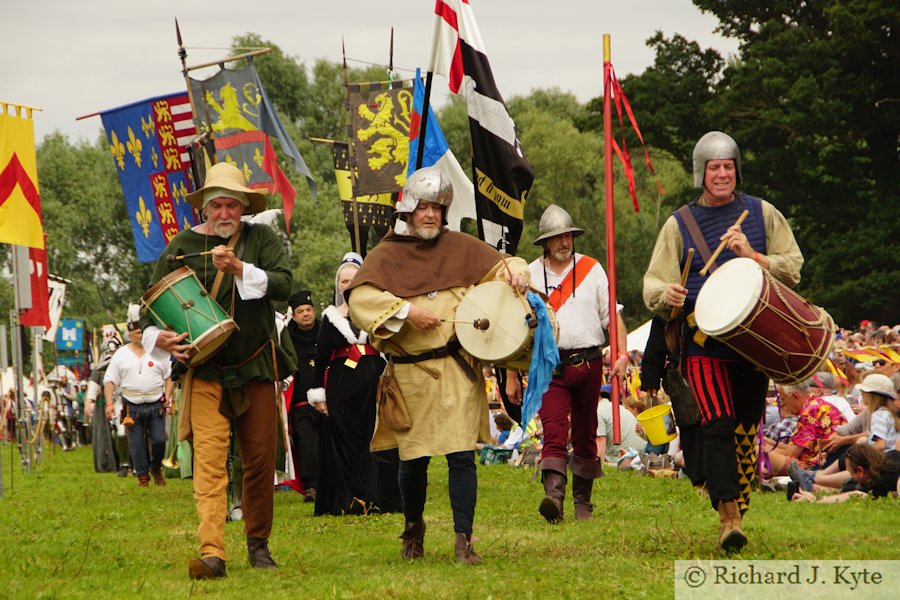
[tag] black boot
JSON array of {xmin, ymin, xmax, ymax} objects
[
  {"xmin": 399, "ymin": 518, "xmax": 426, "ymax": 560},
  {"xmin": 539, "ymin": 470, "xmax": 567, "ymax": 523},
  {"xmin": 247, "ymin": 537, "xmax": 278, "ymax": 569}
]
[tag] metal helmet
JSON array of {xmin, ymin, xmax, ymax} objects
[
  {"xmin": 395, "ymin": 166, "xmax": 453, "ymax": 218},
  {"xmin": 692, "ymin": 131, "xmax": 742, "ymax": 188},
  {"xmin": 532, "ymin": 205, "xmax": 584, "ymax": 245}
]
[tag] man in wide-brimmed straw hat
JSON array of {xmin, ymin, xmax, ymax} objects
[{"xmin": 142, "ymin": 161, "xmax": 296, "ymax": 579}]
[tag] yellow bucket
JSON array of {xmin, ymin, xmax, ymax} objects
[{"xmin": 636, "ymin": 404, "xmax": 678, "ymax": 446}]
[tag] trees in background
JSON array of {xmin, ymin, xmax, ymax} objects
[
  {"xmin": 4, "ymin": 4, "xmax": 897, "ymax": 340},
  {"xmin": 620, "ymin": 1, "xmax": 899, "ymax": 325}
]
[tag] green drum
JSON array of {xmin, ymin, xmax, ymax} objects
[{"xmin": 142, "ymin": 266, "xmax": 238, "ymax": 367}]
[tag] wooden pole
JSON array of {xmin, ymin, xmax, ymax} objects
[
  {"xmin": 603, "ymin": 34, "xmax": 622, "ymax": 446},
  {"xmin": 342, "ymin": 38, "xmax": 362, "ymax": 255}
]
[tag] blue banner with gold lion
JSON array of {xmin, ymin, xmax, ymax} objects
[{"xmin": 100, "ymin": 92, "xmax": 198, "ymax": 263}]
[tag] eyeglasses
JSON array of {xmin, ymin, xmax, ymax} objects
[{"xmin": 873, "ymin": 360, "xmax": 886, "ymax": 367}]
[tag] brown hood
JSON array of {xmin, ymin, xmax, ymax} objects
[{"xmin": 347, "ymin": 229, "xmax": 505, "ymax": 299}]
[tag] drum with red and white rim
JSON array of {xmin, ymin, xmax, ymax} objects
[{"xmin": 694, "ymin": 257, "xmax": 835, "ymax": 385}]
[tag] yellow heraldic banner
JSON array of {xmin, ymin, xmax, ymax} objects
[
  {"xmin": 347, "ymin": 80, "xmax": 414, "ymax": 196},
  {"xmin": 0, "ymin": 106, "xmax": 45, "ymax": 248}
]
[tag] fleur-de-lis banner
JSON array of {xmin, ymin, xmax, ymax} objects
[
  {"xmin": 347, "ymin": 80, "xmax": 413, "ymax": 196},
  {"xmin": 189, "ymin": 58, "xmax": 317, "ymax": 232},
  {"xmin": 100, "ymin": 92, "xmax": 198, "ymax": 262}
]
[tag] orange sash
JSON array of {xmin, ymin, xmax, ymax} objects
[{"xmin": 548, "ymin": 256, "xmax": 599, "ymax": 311}]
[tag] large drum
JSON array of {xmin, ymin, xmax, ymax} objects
[
  {"xmin": 695, "ymin": 257, "xmax": 835, "ymax": 385},
  {"xmin": 142, "ymin": 266, "xmax": 238, "ymax": 367},
  {"xmin": 454, "ymin": 282, "xmax": 558, "ymax": 371}
]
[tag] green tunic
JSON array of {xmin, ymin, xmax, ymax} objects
[{"xmin": 147, "ymin": 223, "xmax": 296, "ymax": 386}]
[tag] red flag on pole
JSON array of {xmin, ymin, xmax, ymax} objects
[{"xmin": 20, "ymin": 239, "xmax": 51, "ymax": 328}]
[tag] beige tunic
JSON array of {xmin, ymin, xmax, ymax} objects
[{"xmin": 350, "ymin": 259, "xmax": 529, "ymax": 460}]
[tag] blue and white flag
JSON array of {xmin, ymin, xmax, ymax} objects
[{"xmin": 407, "ymin": 69, "xmax": 476, "ymax": 232}]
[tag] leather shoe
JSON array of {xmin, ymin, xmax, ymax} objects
[
  {"xmin": 150, "ymin": 467, "xmax": 166, "ymax": 486},
  {"xmin": 247, "ymin": 537, "xmax": 278, "ymax": 569},
  {"xmin": 188, "ymin": 556, "xmax": 226, "ymax": 580}
]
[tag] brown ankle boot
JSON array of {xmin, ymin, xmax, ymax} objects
[
  {"xmin": 539, "ymin": 470, "xmax": 567, "ymax": 523},
  {"xmin": 454, "ymin": 533, "xmax": 482, "ymax": 564},
  {"xmin": 717, "ymin": 500, "xmax": 747, "ymax": 552},
  {"xmin": 247, "ymin": 537, "xmax": 278, "ymax": 569},
  {"xmin": 399, "ymin": 518, "xmax": 426, "ymax": 560},
  {"xmin": 188, "ymin": 556, "xmax": 226, "ymax": 580},
  {"xmin": 137, "ymin": 474, "xmax": 150, "ymax": 487},
  {"xmin": 571, "ymin": 475, "xmax": 595, "ymax": 521},
  {"xmin": 150, "ymin": 467, "xmax": 166, "ymax": 486}
]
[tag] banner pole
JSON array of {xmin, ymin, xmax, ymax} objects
[
  {"xmin": 603, "ymin": 34, "xmax": 622, "ymax": 445},
  {"xmin": 342, "ymin": 39, "xmax": 362, "ymax": 254}
]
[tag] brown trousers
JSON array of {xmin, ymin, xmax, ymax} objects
[{"xmin": 191, "ymin": 378, "xmax": 277, "ymax": 561}]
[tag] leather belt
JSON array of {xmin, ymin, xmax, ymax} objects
[
  {"xmin": 124, "ymin": 396, "xmax": 163, "ymax": 405},
  {"xmin": 388, "ymin": 340, "xmax": 478, "ymax": 382},
  {"xmin": 121, "ymin": 387, "xmax": 163, "ymax": 399},
  {"xmin": 557, "ymin": 346, "xmax": 603, "ymax": 368}
]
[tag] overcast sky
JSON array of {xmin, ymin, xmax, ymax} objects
[{"xmin": 2, "ymin": 0, "xmax": 739, "ymax": 144}]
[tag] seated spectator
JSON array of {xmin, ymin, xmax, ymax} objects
[
  {"xmin": 596, "ymin": 385, "xmax": 645, "ymax": 463},
  {"xmin": 788, "ymin": 373, "xmax": 899, "ymax": 490},
  {"xmin": 860, "ymin": 373, "xmax": 900, "ymax": 452},
  {"xmin": 761, "ymin": 379, "xmax": 847, "ymax": 474},
  {"xmin": 763, "ymin": 388, "xmax": 803, "ymax": 444},
  {"xmin": 494, "ymin": 412, "xmax": 515, "ymax": 446},
  {"xmin": 790, "ymin": 443, "xmax": 900, "ymax": 503},
  {"xmin": 811, "ymin": 372, "xmax": 856, "ymax": 423}
]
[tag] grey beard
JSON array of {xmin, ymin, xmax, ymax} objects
[
  {"xmin": 552, "ymin": 249, "xmax": 572, "ymax": 262},
  {"xmin": 408, "ymin": 224, "xmax": 442, "ymax": 241}
]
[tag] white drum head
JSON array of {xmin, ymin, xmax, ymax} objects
[
  {"xmin": 455, "ymin": 282, "xmax": 529, "ymax": 362},
  {"xmin": 695, "ymin": 257, "xmax": 764, "ymax": 336}
]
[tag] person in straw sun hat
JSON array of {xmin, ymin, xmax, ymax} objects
[{"xmin": 142, "ymin": 161, "xmax": 297, "ymax": 579}]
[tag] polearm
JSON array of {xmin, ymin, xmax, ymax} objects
[
  {"xmin": 603, "ymin": 34, "xmax": 622, "ymax": 446},
  {"xmin": 341, "ymin": 38, "xmax": 362, "ymax": 254},
  {"xmin": 175, "ymin": 19, "xmax": 202, "ymax": 141},
  {"xmin": 175, "ymin": 21, "xmax": 272, "ymax": 176},
  {"xmin": 417, "ymin": 11, "xmax": 443, "ymax": 170}
]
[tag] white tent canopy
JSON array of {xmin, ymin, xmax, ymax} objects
[
  {"xmin": 602, "ymin": 319, "xmax": 654, "ymax": 355},
  {"xmin": 626, "ymin": 319, "xmax": 652, "ymax": 353}
]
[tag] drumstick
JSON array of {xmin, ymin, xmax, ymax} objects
[
  {"xmin": 698, "ymin": 210, "xmax": 749, "ymax": 276},
  {"xmin": 700, "ymin": 210, "xmax": 750, "ymax": 277},
  {"xmin": 441, "ymin": 319, "xmax": 491, "ymax": 330},
  {"xmin": 166, "ymin": 247, "xmax": 234, "ymax": 265},
  {"xmin": 670, "ymin": 248, "xmax": 695, "ymax": 319}
]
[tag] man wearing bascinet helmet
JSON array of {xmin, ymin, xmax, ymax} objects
[
  {"xmin": 346, "ymin": 166, "xmax": 529, "ymax": 564},
  {"xmin": 142, "ymin": 162, "xmax": 295, "ymax": 579},
  {"xmin": 643, "ymin": 131, "xmax": 802, "ymax": 551}
]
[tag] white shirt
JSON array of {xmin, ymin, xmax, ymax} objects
[
  {"xmin": 103, "ymin": 345, "xmax": 172, "ymax": 403},
  {"xmin": 596, "ymin": 398, "xmax": 645, "ymax": 461},
  {"xmin": 529, "ymin": 253, "xmax": 622, "ymax": 351}
]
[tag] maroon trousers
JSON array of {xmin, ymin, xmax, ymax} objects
[{"xmin": 538, "ymin": 357, "xmax": 604, "ymax": 478}]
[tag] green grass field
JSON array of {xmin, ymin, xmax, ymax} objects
[{"xmin": 1, "ymin": 443, "xmax": 897, "ymax": 599}]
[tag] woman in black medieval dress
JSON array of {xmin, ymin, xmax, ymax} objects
[{"xmin": 310, "ymin": 252, "xmax": 401, "ymax": 515}]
